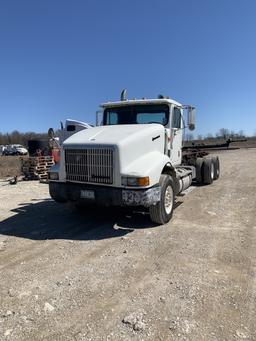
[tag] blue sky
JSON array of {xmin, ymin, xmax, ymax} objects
[{"xmin": 0, "ymin": 0, "xmax": 256, "ymax": 137}]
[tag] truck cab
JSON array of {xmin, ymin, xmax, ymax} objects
[
  {"xmin": 49, "ymin": 93, "xmax": 218, "ymax": 224},
  {"xmin": 101, "ymin": 98, "xmax": 184, "ymax": 166}
]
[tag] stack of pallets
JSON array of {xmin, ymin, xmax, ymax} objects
[{"xmin": 21, "ymin": 156, "xmax": 54, "ymax": 181}]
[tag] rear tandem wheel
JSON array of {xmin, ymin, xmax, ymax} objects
[{"xmin": 196, "ymin": 156, "xmax": 220, "ymax": 185}]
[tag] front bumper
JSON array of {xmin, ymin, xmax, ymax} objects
[{"xmin": 49, "ymin": 181, "xmax": 160, "ymax": 207}]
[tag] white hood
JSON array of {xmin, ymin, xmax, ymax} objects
[
  {"xmin": 63, "ymin": 124, "xmax": 164, "ymax": 148},
  {"xmin": 63, "ymin": 124, "xmax": 166, "ymax": 186}
]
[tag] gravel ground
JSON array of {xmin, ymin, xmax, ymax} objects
[
  {"xmin": 0, "ymin": 148, "xmax": 255, "ymax": 341},
  {"xmin": 0, "ymin": 156, "xmax": 22, "ymax": 178}
]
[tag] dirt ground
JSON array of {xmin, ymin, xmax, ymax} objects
[
  {"xmin": 0, "ymin": 148, "xmax": 255, "ymax": 341},
  {"xmin": 0, "ymin": 156, "xmax": 23, "ymax": 179}
]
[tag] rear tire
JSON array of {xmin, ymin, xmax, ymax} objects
[
  {"xmin": 212, "ymin": 156, "xmax": 220, "ymax": 180},
  {"xmin": 149, "ymin": 174, "xmax": 174, "ymax": 225},
  {"xmin": 195, "ymin": 157, "xmax": 204, "ymax": 184},
  {"xmin": 202, "ymin": 158, "xmax": 214, "ymax": 184}
]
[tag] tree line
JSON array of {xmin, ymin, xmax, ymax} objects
[
  {"xmin": 0, "ymin": 128, "xmax": 255, "ymax": 146},
  {"xmin": 185, "ymin": 128, "xmax": 255, "ymax": 141},
  {"xmin": 0, "ymin": 130, "xmax": 48, "ymax": 146}
]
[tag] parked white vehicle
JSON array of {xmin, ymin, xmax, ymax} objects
[
  {"xmin": 49, "ymin": 119, "xmax": 93, "ymax": 147},
  {"xmin": 49, "ymin": 92, "xmax": 220, "ymax": 224},
  {"xmin": 3, "ymin": 144, "xmax": 28, "ymax": 155},
  {"xmin": 0, "ymin": 145, "xmax": 7, "ymax": 155},
  {"xmin": 59, "ymin": 119, "xmax": 93, "ymax": 144}
]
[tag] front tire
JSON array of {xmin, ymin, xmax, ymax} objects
[
  {"xmin": 149, "ymin": 174, "xmax": 175, "ymax": 225},
  {"xmin": 49, "ymin": 182, "xmax": 67, "ymax": 203}
]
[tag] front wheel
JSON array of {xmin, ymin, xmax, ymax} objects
[
  {"xmin": 49, "ymin": 182, "xmax": 67, "ymax": 203},
  {"xmin": 149, "ymin": 174, "xmax": 175, "ymax": 225}
]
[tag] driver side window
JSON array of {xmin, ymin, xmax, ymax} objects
[
  {"xmin": 106, "ymin": 112, "xmax": 118, "ymax": 125},
  {"xmin": 172, "ymin": 107, "xmax": 181, "ymax": 128}
]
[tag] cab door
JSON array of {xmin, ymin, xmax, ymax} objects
[{"xmin": 170, "ymin": 106, "xmax": 183, "ymax": 165}]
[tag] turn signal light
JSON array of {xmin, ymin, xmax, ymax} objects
[
  {"xmin": 122, "ymin": 176, "xmax": 150, "ymax": 187},
  {"xmin": 137, "ymin": 176, "xmax": 150, "ymax": 187}
]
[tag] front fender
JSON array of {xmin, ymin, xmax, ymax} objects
[{"xmin": 122, "ymin": 151, "xmax": 172, "ymax": 187}]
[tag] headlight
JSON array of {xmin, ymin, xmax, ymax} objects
[
  {"xmin": 49, "ymin": 172, "xmax": 59, "ymax": 180},
  {"xmin": 122, "ymin": 176, "xmax": 150, "ymax": 187}
]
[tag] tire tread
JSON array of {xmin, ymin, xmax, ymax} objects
[{"xmin": 203, "ymin": 158, "xmax": 214, "ymax": 184}]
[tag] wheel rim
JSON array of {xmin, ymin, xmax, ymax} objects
[
  {"xmin": 211, "ymin": 162, "xmax": 214, "ymax": 179},
  {"xmin": 164, "ymin": 185, "xmax": 173, "ymax": 215}
]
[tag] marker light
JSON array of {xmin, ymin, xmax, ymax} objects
[{"xmin": 122, "ymin": 176, "xmax": 150, "ymax": 187}]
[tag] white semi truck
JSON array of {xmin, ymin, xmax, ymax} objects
[{"xmin": 48, "ymin": 92, "xmax": 219, "ymax": 224}]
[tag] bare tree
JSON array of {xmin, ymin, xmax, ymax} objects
[
  {"xmin": 185, "ymin": 133, "xmax": 194, "ymax": 141},
  {"xmin": 0, "ymin": 131, "xmax": 48, "ymax": 146},
  {"xmin": 206, "ymin": 133, "xmax": 213, "ymax": 139},
  {"xmin": 238, "ymin": 130, "xmax": 245, "ymax": 138},
  {"xmin": 218, "ymin": 128, "xmax": 230, "ymax": 139}
]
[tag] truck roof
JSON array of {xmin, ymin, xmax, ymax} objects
[{"xmin": 101, "ymin": 98, "xmax": 183, "ymax": 108}]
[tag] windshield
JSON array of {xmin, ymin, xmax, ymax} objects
[{"xmin": 103, "ymin": 104, "xmax": 169, "ymax": 126}]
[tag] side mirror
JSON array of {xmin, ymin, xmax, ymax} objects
[
  {"xmin": 48, "ymin": 128, "xmax": 55, "ymax": 138},
  {"xmin": 188, "ymin": 107, "xmax": 195, "ymax": 131}
]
